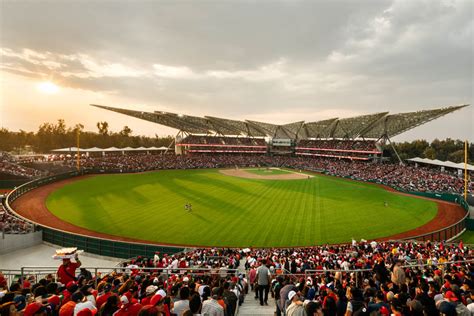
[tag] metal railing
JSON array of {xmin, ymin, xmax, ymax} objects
[
  {"xmin": 0, "ymin": 266, "xmax": 240, "ymax": 288},
  {"xmin": 303, "ymin": 259, "xmax": 474, "ymax": 287},
  {"xmin": 401, "ymin": 212, "xmax": 469, "ymax": 242}
]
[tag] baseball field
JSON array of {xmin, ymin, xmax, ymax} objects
[{"xmin": 44, "ymin": 168, "xmax": 438, "ymax": 247}]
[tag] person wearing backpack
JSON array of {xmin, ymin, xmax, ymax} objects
[{"xmin": 344, "ymin": 287, "xmax": 368, "ymax": 316}]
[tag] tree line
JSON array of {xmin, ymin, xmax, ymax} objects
[
  {"xmin": 0, "ymin": 119, "xmax": 472, "ymax": 163},
  {"xmin": 387, "ymin": 139, "xmax": 473, "ymax": 163},
  {"xmin": 0, "ymin": 119, "xmax": 174, "ymax": 153}
]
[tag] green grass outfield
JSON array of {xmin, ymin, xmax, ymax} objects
[{"xmin": 46, "ymin": 169, "xmax": 438, "ymax": 247}]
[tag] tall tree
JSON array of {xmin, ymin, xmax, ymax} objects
[
  {"xmin": 119, "ymin": 126, "xmax": 133, "ymax": 137},
  {"xmin": 423, "ymin": 147, "xmax": 436, "ymax": 159},
  {"xmin": 96, "ymin": 121, "xmax": 109, "ymax": 136}
]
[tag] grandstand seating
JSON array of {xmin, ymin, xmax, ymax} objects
[
  {"xmin": 177, "ymin": 136, "xmax": 267, "ymax": 154},
  {"xmin": 0, "ymin": 152, "xmax": 46, "ymax": 179},
  {"xmin": 0, "ymin": 203, "xmax": 34, "ymax": 234},
  {"xmin": 295, "ymin": 139, "xmax": 381, "ymax": 160},
  {"xmin": 0, "ymin": 240, "xmax": 472, "ymax": 315}
]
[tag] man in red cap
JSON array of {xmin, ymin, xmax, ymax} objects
[
  {"xmin": 445, "ymin": 291, "xmax": 470, "ymax": 314},
  {"xmin": 23, "ymin": 302, "xmax": 47, "ymax": 316},
  {"xmin": 149, "ymin": 294, "xmax": 170, "ymax": 316},
  {"xmin": 114, "ymin": 292, "xmax": 143, "ymax": 316},
  {"xmin": 95, "ymin": 284, "xmax": 114, "ymax": 309},
  {"xmin": 57, "ymin": 253, "xmax": 81, "ymax": 285}
]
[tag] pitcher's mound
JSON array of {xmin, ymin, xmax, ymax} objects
[{"xmin": 219, "ymin": 168, "xmax": 312, "ymax": 180}]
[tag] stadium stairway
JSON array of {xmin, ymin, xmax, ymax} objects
[
  {"xmin": 238, "ymin": 299, "xmax": 275, "ymax": 315},
  {"xmin": 238, "ymin": 259, "xmax": 274, "ymax": 315}
]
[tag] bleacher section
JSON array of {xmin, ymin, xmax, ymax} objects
[
  {"xmin": 0, "ymin": 203, "xmax": 34, "ymax": 234},
  {"xmin": 176, "ymin": 135, "xmax": 267, "ymax": 154},
  {"xmin": 0, "ymin": 152, "xmax": 46, "ymax": 179},
  {"xmin": 295, "ymin": 139, "xmax": 381, "ymax": 160},
  {"xmin": 176, "ymin": 136, "xmax": 383, "ymax": 159}
]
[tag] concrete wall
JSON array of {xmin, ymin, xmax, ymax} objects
[{"xmin": 0, "ymin": 231, "xmax": 43, "ymax": 254}]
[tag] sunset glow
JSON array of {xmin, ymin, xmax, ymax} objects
[{"xmin": 37, "ymin": 81, "xmax": 60, "ymax": 94}]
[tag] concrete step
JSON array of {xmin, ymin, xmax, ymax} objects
[
  {"xmin": 238, "ymin": 297, "xmax": 275, "ymax": 315},
  {"xmin": 237, "ymin": 258, "xmax": 274, "ymax": 315}
]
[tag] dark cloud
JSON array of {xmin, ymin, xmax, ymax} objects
[
  {"xmin": 1, "ymin": 1, "xmax": 390, "ymax": 68},
  {"xmin": 0, "ymin": 0, "xmax": 472, "ymax": 140}
]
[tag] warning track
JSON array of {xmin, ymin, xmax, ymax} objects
[{"xmin": 10, "ymin": 173, "xmax": 466, "ymax": 247}]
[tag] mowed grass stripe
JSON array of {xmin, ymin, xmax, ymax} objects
[
  {"xmin": 291, "ymin": 181, "xmax": 304, "ymax": 244},
  {"xmin": 273, "ymin": 180, "xmax": 298, "ymax": 247},
  {"xmin": 243, "ymin": 179, "xmax": 279, "ymax": 246},
  {"xmin": 46, "ymin": 169, "xmax": 438, "ymax": 247}
]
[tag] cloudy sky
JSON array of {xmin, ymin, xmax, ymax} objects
[{"xmin": 0, "ymin": 0, "xmax": 472, "ymax": 141}]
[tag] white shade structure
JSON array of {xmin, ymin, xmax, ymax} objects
[
  {"xmin": 103, "ymin": 147, "xmax": 122, "ymax": 152},
  {"xmin": 407, "ymin": 157, "xmax": 474, "ymax": 172},
  {"xmin": 51, "ymin": 147, "xmax": 84, "ymax": 152}
]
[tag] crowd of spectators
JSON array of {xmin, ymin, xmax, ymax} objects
[
  {"xmin": 64, "ymin": 154, "xmax": 469, "ymax": 195},
  {"xmin": 0, "ymin": 203, "xmax": 34, "ymax": 234},
  {"xmin": 285, "ymin": 158, "xmax": 467, "ymax": 194},
  {"xmin": 295, "ymin": 140, "xmax": 381, "ymax": 160},
  {"xmin": 0, "ymin": 152, "xmax": 47, "ymax": 179},
  {"xmin": 179, "ymin": 136, "xmax": 266, "ymax": 147},
  {"xmin": 0, "ymin": 248, "xmax": 246, "ymax": 316},
  {"xmin": 242, "ymin": 240, "xmax": 474, "ymax": 315},
  {"xmin": 1, "ymin": 240, "xmax": 473, "ymax": 316},
  {"xmin": 176, "ymin": 137, "xmax": 381, "ymax": 157},
  {"xmin": 296, "ymin": 140, "xmax": 380, "ymax": 153},
  {"xmin": 0, "ymin": 161, "xmax": 45, "ymax": 180},
  {"xmin": 177, "ymin": 136, "xmax": 267, "ymax": 154}
]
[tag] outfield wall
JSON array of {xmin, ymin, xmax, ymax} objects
[
  {"xmin": 4, "ymin": 171, "xmax": 185, "ymax": 258},
  {"xmin": 4, "ymin": 169, "xmax": 469, "ymax": 256}
]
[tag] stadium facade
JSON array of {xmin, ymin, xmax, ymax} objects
[{"xmin": 91, "ymin": 104, "xmax": 469, "ymax": 161}]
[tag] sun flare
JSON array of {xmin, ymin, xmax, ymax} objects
[{"xmin": 37, "ymin": 81, "xmax": 60, "ymax": 94}]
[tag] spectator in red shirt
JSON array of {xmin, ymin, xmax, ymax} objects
[
  {"xmin": 115, "ymin": 292, "xmax": 142, "ymax": 316},
  {"xmin": 95, "ymin": 284, "xmax": 113, "ymax": 310},
  {"xmin": 57, "ymin": 255, "xmax": 82, "ymax": 285}
]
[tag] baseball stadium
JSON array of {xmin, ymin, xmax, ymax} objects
[
  {"xmin": 1, "ymin": 1, "xmax": 474, "ymax": 313},
  {"xmin": 1, "ymin": 104, "xmax": 473, "ymax": 315},
  {"xmin": 3, "ymin": 104, "xmax": 472, "ymax": 249}
]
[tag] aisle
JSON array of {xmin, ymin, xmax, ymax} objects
[
  {"xmin": 238, "ymin": 297, "xmax": 275, "ymax": 315},
  {"xmin": 237, "ymin": 258, "xmax": 274, "ymax": 315}
]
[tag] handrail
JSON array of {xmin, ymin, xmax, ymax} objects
[
  {"xmin": 18, "ymin": 266, "xmax": 240, "ymax": 272},
  {"xmin": 277, "ymin": 267, "xmax": 303, "ymax": 281},
  {"xmin": 303, "ymin": 259, "xmax": 474, "ymax": 276},
  {"xmin": 14, "ymin": 266, "xmax": 240, "ymax": 284},
  {"xmin": 303, "ymin": 259, "xmax": 474, "ymax": 288}
]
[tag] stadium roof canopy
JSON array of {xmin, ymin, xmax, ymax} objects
[{"xmin": 91, "ymin": 104, "xmax": 469, "ymax": 140}]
